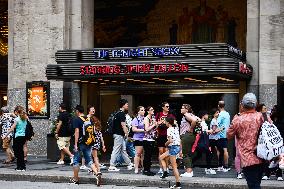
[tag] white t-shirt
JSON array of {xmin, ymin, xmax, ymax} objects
[
  {"xmin": 201, "ymin": 120, "xmax": 208, "ymax": 131},
  {"xmin": 209, "ymin": 118, "xmax": 219, "ymax": 140},
  {"xmin": 167, "ymin": 126, "xmax": 180, "ymax": 146}
]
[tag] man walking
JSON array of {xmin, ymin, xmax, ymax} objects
[
  {"xmin": 227, "ymin": 93, "xmax": 264, "ymax": 189},
  {"xmin": 71, "ymin": 105, "xmax": 101, "ymax": 186},
  {"xmin": 216, "ymin": 101, "xmax": 230, "ymax": 172},
  {"xmin": 108, "ymin": 99, "xmax": 134, "ymax": 171},
  {"xmin": 55, "ymin": 103, "xmax": 74, "ymax": 165}
]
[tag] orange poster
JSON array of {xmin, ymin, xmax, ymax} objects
[{"xmin": 30, "ymin": 86, "xmax": 44, "ymax": 113}]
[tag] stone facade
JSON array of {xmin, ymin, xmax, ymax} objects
[
  {"xmin": 7, "ymin": 0, "xmax": 93, "ymax": 155},
  {"xmin": 7, "ymin": 0, "xmax": 284, "ymax": 155}
]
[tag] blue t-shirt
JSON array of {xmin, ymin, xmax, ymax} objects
[
  {"xmin": 15, "ymin": 117, "xmax": 27, "ymax": 138},
  {"xmin": 217, "ymin": 111, "xmax": 230, "ymax": 139}
]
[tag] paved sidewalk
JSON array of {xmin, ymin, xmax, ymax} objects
[{"xmin": 0, "ymin": 153, "xmax": 283, "ymax": 189}]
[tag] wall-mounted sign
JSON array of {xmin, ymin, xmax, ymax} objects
[
  {"xmin": 93, "ymin": 47, "xmax": 180, "ymax": 59},
  {"xmin": 80, "ymin": 63, "xmax": 189, "ymax": 75},
  {"xmin": 26, "ymin": 81, "xmax": 50, "ymax": 119}
]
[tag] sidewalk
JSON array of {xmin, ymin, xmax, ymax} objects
[{"xmin": 0, "ymin": 152, "xmax": 283, "ymax": 189}]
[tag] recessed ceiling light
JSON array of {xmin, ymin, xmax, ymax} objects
[
  {"xmin": 81, "ymin": 81, "xmax": 88, "ymax": 83},
  {"xmin": 98, "ymin": 78, "xmax": 103, "ymax": 80},
  {"xmin": 127, "ymin": 78, "xmax": 134, "ymax": 81},
  {"xmin": 141, "ymin": 81, "xmax": 148, "ymax": 83},
  {"xmin": 74, "ymin": 80, "xmax": 81, "ymax": 82},
  {"xmin": 104, "ymin": 80, "xmax": 109, "ymax": 82},
  {"xmin": 165, "ymin": 80, "xmax": 172, "ymax": 82},
  {"xmin": 134, "ymin": 80, "xmax": 141, "ymax": 82},
  {"xmin": 112, "ymin": 81, "xmax": 117, "ymax": 83},
  {"xmin": 148, "ymin": 82, "xmax": 155, "ymax": 84},
  {"xmin": 100, "ymin": 83, "xmax": 106, "ymax": 85},
  {"xmin": 120, "ymin": 81, "xmax": 126, "ymax": 84},
  {"xmin": 152, "ymin": 78, "xmax": 159, "ymax": 80},
  {"xmin": 91, "ymin": 81, "xmax": 98, "ymax": 84},
  {"xmin": 171, "ymin": 81, "xmax": 178, "ymax": 83}
]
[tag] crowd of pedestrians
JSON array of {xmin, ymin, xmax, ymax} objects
[{"xmin": 0, "ymin": 93, "xmax": 284, "ymax": 189}]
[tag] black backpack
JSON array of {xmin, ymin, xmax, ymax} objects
[
  {"xmin": 106, "ymin": 111, "xmax": 120, "ymax": 135},
  {"xmin": 79, "ymin": 116, "xmax": 96, "ymax": 146},
  {"xmin": 66, "ymin": 114, "xmax": 74, "ymax": 136},
  {"xmin": 25, "ymin": 120, "xmax": 35, "ymax": 141}
]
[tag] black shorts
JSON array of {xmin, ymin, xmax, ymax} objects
[
  {"xmin": 217, "ymin": 138, "xmax": 228, "ymax": 149},
  {"xmin": 134, "ymin": 140, "xmax": 144, "ymax": 147},
  {"xmin": 209, "ymin": 139, "xmax": 218, "ymax": 148},
  {"xmin": 156, "ymin": 136, "xmax": 167, "ymax": 148}
]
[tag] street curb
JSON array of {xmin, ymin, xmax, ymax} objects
[{"xmin": 0, "ymin": 173, "xmax": 282, "ymax": 189}]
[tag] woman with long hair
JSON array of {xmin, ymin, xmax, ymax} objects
[
  {"xmin": 159, "ymin": 117, "xmax": 181, "ymax": 189},
  {"xmin": 131, "ymin": 106, "xmax": 145, "ymax": 174},
  {"xmin": 142, "ymin": 106, "xmax": 157, "ymax": 176},
  {"xmin": 90, "ymin": 115, "xmax": 105, "ymax": 175},
  {"xmin": 2, "ymin": 108, "xmax": 28, "ymax": 171}
]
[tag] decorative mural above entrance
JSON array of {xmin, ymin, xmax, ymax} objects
[{"xmin": 94, "ymin": 0, "xmax": 246, "ymax": 50}]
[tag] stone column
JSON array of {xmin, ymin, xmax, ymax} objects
[
  {"xmin": 8, "ymin": 0, "xmax": 68, "ymax": 155},
  {"xmin": 63, "ymin": 0, "xmax": 94, "ymax": 109},
  {"xmin": 247, "ymin": 0, "xmax": 260, "ymax": 97},
  {"xmin": 258, "ymin": 0, "xmax": 282, "ymax": 110}
]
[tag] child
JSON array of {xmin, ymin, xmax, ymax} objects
[{"xmin": 159, "ymin": 117, "xmax": 181, "ymax": 189}]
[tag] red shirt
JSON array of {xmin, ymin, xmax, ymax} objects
[
  {"xmin": 155, "ymin": 112, "xmax": 175, "ymax": 137},
  {"xmin": 227, "ymin": 110, "xmax": 264, "ymax": 168}
]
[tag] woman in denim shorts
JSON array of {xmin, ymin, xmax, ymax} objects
[{"xmin": 159, "ymin": 117, "xmax": 181, "ymax": 189}]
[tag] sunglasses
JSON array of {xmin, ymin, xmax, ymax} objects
[{"xmin": 165, "ymin": 106, "xmax": 169, "ymax": 108}]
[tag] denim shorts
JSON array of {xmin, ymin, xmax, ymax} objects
[
  {"xmin": 73, "ymin": 143, "xmax": 93, "ymax": 167},
  {"xmin": 169, "ymin": 145, "xmax": 181, "ymax": 156}
]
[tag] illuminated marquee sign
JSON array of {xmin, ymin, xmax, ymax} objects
[
  {"xmin": 94, "ymin": 47, "xmax": 180, "ymax": 59},
  {"xmin": 80, "ymin": 63, "xmax": 188, "ymax": 75}
]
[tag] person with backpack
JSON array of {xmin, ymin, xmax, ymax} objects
[
  {"xmin": 192, "ymin": 110, "xmax": 215, "ymax": 175},
  {"xmin": 71, "ymin": 105, "xmax": 101, "ymax": 186},
  {"xmin": 2, "ymin": 108, "xmax": 28, "ymax": 171},
  {"xmin": 108, "ymin": 99, "xmax": 134, "ymax": 172},
  {"xmin": 55, "ymin": 103, "xmax": 74, "ymax": 165},
  {"xmin": 227, "ymin": 93, "xmax": 264, "ymax": 189}
]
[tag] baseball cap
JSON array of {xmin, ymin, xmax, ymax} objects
[{"xmin": 241, "ymin": 93, "xmax": 257, "ymax": 108}]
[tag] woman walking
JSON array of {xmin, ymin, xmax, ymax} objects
[
  {"xmin": 159, "ymin": 117, "xmax": 181, "ymax": 189},
  {"xmin": 131, "ymin": 106, "xmax": 145, "ymax": 174},
  {"xmin": 142, "ymin": 106, "xmax": 157, "ymax": 176},
  {"xmin": 2, "ymin": 108, "xmax": 27, "ymax": 171}
]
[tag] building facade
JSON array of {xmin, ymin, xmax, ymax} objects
[{"xmin": 7, "ymin": 0, "xmax": 284, "ymax": 155}]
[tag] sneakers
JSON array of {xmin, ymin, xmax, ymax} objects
[
  {"xmin": 15, "ymin": 169, "xmax": 26, "ymax": 172},
  {"xmin": 180, "ymin": 171, "xmax": 193, "ymax": 178},
  {"xmin": 160, "ymin": 171, "xmax": 169, "ymax": 179},
  {"xmin": 108, "ymin": 166, "xmax": 120, "ymax": 172},
  {"xmin": 99, "ymin": 163, "xmax": 106, "ymax": 169},
  {"xmin": 70, "ymin": 156, "xmax": 74, "ymax": 165},
  {"xmin": 277, "ymin": 177, "xmax": 284, "ymax": 181},
  {"xmin": 205, "ymin": 168, "xmax": 216, "ymax": 175},
  {"xmin": 222, "ymin": 167, "xmax": 231, "ymax": 172},
  {"xmin": 142, "ymin": 170, "xmax": 156, "ymax": 176},
  {"xmin": 56, "ymin": 160, "xmax": 64, "ymax": 165},
  {"xmin": 70, "ymin": 178, "xmax": 79, "ymax": 185},
  {"xmin": 170, "ymin": 184, "xmax": 182, "ymax": 189},
  {"xmin": 237, "ymin": 173, "xmax": 243, "ymax": 179},
  {"xmin": 157, "ymin": 168, "xmax": 163, "ymax": 174},
  {"xmin": 127, "ymin": 163, "xmax": 134, "ymax": 170},
  {"xmin": 96, "ymin": 173, "xmax": 102, "ymax": 186},
  {"xmin": 262, "ymin": 176, "xmax": 270, "ymax": 180},
  {"xmin": 80, "ymin": 165, "xmax": 88, "ymax": 170},
  {"xmin": 217, "ymin": 166, "xmax": 223, "ymax": 171}
]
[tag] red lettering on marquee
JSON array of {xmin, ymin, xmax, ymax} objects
[{"xmin": 80, "ymin": 63, "xmax": 189, "ymax": 75}]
